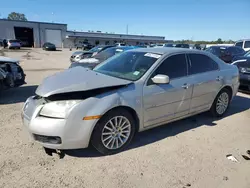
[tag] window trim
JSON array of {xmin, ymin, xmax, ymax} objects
[
  {"xmin": 244, "ymin": 40, "xmax": 250, "ymax": 48},
  {"xmin": 145, "ymin": 53, "xmax": 189, "ymax": 86},
  {"xmin": 186, "ymin": 53, "xmax": 220, "ymax": 76}
]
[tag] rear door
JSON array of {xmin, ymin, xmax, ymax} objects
[{"xmin": 187, "ymin": 53, "xmax": 223, "ymax": 114}]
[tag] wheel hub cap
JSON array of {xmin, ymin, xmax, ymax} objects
[
  {"xmin": 101, "ymin": 116, "xmax": 131, "ymax": 150},
  {"xmin": 216, "ymin": 92, "xmax": 229, "ymax": 115}
]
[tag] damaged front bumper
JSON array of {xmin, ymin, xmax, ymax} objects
[{"xmin": 21, "ymin": 96, "xmax": 97, "ymax": 150}]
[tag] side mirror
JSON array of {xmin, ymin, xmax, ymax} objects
[{"xmin": 151, "ymin": 74, "xmax": 170, "ymax": 84}]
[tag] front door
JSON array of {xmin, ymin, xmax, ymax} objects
[{"xmin": 143, "ymin": 54, "xmax": 192, "ymax": 127}]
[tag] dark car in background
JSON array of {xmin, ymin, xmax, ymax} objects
[
  {"xmin": 232, "ymin": 56, "xmax": 250, "ymax": 91},
  {"xmin": 175, "ymin": 43, "xmax": 190, "ymax": 48},
  {"xmin": 206, "ymin": 46, "xmax": 245, "ymax": 63},
  {"xmin": 42, "ymin": 42, "xmax": 56, "ymax": 51},
  {"xmin": 164, "ymin": 43, "xmax": 175, "ymax": 47},
  {"xmin": 70, "ymin": 45, "xmax": 114, "ymax": 62},
  {"xmin": 69, "ymin": 46, "xmax": 138, "ymax": 69},
  {"xmin": 232, "ymin": 50, "xmax": 250, "ymax": 62},
  {"xmin": 75, "ymin": 42, "xmax": 93, "ymax": 50}
]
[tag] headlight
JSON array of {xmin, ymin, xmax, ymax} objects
[
  {"xmin": 239, "ymin": 67, "xmax": 246, "ymax": 73},
  {"xmin": 40, "ymin": 100, "xmax": 81, "ymax": 118}
]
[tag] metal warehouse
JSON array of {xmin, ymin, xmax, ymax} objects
[
  {"xmin": 0, "ymin": 19, "xmax": 67, "ymax": 48},
  {"xmin": 0, "ymin": 19, "xmax": 168, "ymax": 48}
]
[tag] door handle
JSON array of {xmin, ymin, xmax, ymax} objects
[{"xmin": 182, "ymin": 83, "xmax": 190, "ymax": 89}]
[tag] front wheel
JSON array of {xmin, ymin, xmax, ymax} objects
[
  {"xmin": 91, "ymin": 109, "xmax": 136, "ymax": 155},
  {"xmin": 210, "ymin": 88, "xmax": 231, "ymax": 117}
]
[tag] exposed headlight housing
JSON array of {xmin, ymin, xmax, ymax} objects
[{"xmin": 40, "ymin": 100, "xmax": 81, "ymax": 118}]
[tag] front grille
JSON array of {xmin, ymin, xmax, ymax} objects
[{"xmin": 33, "ymin": 134, "xmax": 62, "ymax": 144}]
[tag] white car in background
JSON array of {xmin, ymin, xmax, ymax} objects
[
  {"xmin": 7, "ymin": 39, "xmax": 21, "ymax": 49},
  {"xmin": 235, "ymin": 39, "xmax": 250, "ymax": 52}
]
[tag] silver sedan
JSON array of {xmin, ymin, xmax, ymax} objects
[{"xmin": 22, "ymin": 48, "xmax": 239, "ymax": 155}]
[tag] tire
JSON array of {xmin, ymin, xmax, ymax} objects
[
  {"xmin": 210, "ymin": 88, "xmax": 231, "ymax": 117},
  {"xmin": 91, "ymin": 108, "xmax": 136, "ymax": 155}
]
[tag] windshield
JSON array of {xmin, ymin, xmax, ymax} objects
[
  {"xmin": 244, "ymin": 51, "xmax": 250, "ymax": 57},
  {"xmin": 93, "ymin": 51, "xmax": 161, "ymax": 81},
  {"xmin": 89, "ymin": 46, "xmax": 103, "ymax": 53},
  {"xmin": 94, "ymin": 47, "xmax": 125, "ymax": 62}
]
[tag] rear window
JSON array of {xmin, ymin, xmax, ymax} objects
[{"xmin": 244, "ymin": 41, "xmax": 250, "ymax": 48}]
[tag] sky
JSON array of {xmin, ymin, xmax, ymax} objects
[{"xmin": 0, "ymin": 0, "xmax": 249, "ymax": 41}]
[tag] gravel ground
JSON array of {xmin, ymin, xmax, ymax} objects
[{"xmin": 0, "ymin": 48, "xmax": 250, "ymax": 188}]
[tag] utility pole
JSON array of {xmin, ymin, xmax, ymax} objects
[{"xmin": 126, "ymin": 24, "xmax": 128, "ymax": 35}]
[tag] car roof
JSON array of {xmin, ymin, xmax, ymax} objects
[{"xmin": 130, "ymin": 47, "xmax": 200, "ymax": 55}]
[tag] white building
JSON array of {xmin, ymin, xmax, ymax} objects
[{"xmin": 0, "ymin": 19, "xmax": 170, "ymax": 48}]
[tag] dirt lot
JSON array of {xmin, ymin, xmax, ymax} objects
[{"xmin": 0, "ymin": 48, "xmax": 250, "ymax": 188}]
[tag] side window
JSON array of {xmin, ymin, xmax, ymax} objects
[
  {"xmin": 228, "ymin": 47, "xmax": 238, "ymax": 55},
  {"xmin": 244, "ymin": 41, "xmax": 250, "ymax": 48},
  {"xmin": 189, "ymin": 54, "xmax": 218, "ymax": 74},
  {"xmin": 154, "ymin": 54, "xmax": 187, "ymax": 79},
  {"xmin": 235, "ymin": 42, "xmax": 243, "ymax": 48}
]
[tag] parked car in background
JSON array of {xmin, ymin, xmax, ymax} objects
[
  {"xmin": 69, "ymin": 46, "xmax": 137, "ymax": 69},
  {"xmin": 164, "ymin": 43, "xmax": 175, "ymax": 47},
  {"xmin": 232, "ymin": 50, "xmax": 250, "ymax": 62},
  {"xmin": 7, "ymin": 39, "xmax": 21, "ymax": 49},
  {"xmin": 0, "ymin": 56, "xmax": 26, "ymax": 90},
  {"xmin": 193, "ymin": 44, "xmax": 201, "ymax": 50},
  {"xmin": 70, "ymin": 45, "xmax": 114, "ymax": 62},
  {"xmin": 235, "ymin": 39, "xmax": 250, "ymax": 52},
  {"xmin": 115, "ymin": 43, "xmax": 126, "ymax": 47},
  {"xmin": 42, "ymin": 42, "xmax": 56, "ymax": 51},
  {"xmin": 206, "ymin": 46, "xmax": 245, "ymax": 63},
  {"xmin": 153, "ymin": 44, "xmax": 164, "ymax": 48},
  {"xmin": 76, "ymin": 42, "xmax": 93, "ymax": 50},
  {"xmin": 22, "ymin": 48, "xmax": 239, "ymax": 155},
  {"xmin": 175, "ymin": 43, "xmax": 190, "ymax": 48},
  {"xmin": 232, "ymin": 51, "xmax": 250, "ymax": 90}
]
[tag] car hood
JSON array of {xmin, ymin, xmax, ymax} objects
[
  {"xmin": 36, "ymin": 67, "xmax": 132, "ymax": 97},
  {"xmin": 0, "ymin": 56, "xmax": 19, "ymax": 63}
]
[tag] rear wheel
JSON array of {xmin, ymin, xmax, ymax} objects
[
  {"xmin": 210, "ymin": 88, "xmax": 231, "ymax": 117},
  {"xmin": 91, "ymin": 109, "xmax": 136, "ymax": 155}
]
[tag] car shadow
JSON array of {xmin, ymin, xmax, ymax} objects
[
  {"xmin": 0, "ymin": 85, "xmax": 37, "ymax": 104},
  {"xmin": 64, "ymin": 94, "xmax": 250, "ymax": 158}
]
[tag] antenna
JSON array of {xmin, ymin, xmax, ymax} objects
[{"xmin": 126, "ymin": 24, "xmax": 128, "ymax": 35}]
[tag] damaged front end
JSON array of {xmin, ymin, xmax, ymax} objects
[{"xmin": 0, "ymin": 60, "xmax": 26, "ymax": 90}]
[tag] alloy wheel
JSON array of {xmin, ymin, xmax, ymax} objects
[
  {"xmin": 101, "ymin": 116, "xmax": 131, "ymax": 150},
  {"xmin": 216, "ymin": 92, "xmax": 229, "ymax": 115}
]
